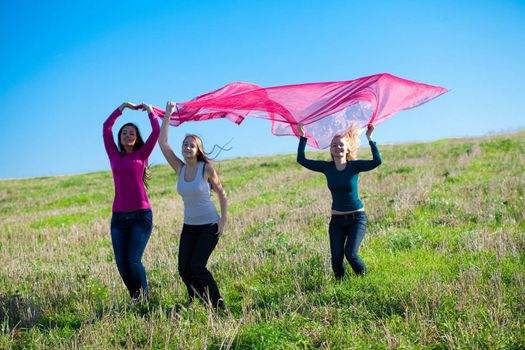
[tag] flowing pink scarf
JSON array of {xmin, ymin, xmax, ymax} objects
[{"xmin": 145, "ymin": 73, "xmax": 447, "ymax": 148}]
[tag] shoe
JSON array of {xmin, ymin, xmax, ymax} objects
[
  {"xmin": 131, "ymin": 289, "xmax": 148, "ymax": 304},
  {"xmin": 214, "ymin": 298, "xmax": 226, "ymax": 313}
]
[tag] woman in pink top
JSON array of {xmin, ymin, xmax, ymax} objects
[{"xmin": 103, "ymin": 102, "xmax": 160, "ymax": 301}]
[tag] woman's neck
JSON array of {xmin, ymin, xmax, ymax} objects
[
  {"xmin": 334, "ymin": 157, "xmax": 346, "ymax": 165},
  {"xmin": 185, "ymin": 158, "xmax": 198, "ymax": 167},
  {"xmin": 333, "ymin": 157, "xmax": 347, "ymax": 169}
]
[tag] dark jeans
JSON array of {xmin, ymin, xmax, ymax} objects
[
  {"xmin": 178, "ymin": 223, "xmax": 222, "ymax": 307},
  {"xmin": 110, "ymin": 209, "xmax": 153, "ymax": 299},
  {"xmin": 329, "ymin": 211, "xmax": 368, "ymax": 278}
]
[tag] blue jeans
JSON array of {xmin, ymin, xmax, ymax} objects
[
  {"xmin": 328, "ymin": 211, "xmax": 368, "ymax": 278},
  {"xmin": 110, "ymin": 209, "xmax": 153, "ymax": 299},
  {"xmin": 178, "ymin": 223, "xmax": 222, "ymax": 307}
]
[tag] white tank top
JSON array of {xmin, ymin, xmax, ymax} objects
[{"xmin": 177, "ymin": 162, "xmax": 220, "ymax": 225}]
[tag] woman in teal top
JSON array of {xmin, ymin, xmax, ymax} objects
[{"xmin": 296, "ymin": 123, "xmax": 382, "ymax": 278}]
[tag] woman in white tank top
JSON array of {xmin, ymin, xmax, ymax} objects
[{"xmin": 158, "ymin": 101, "xmax": 228, "ymax": 310}]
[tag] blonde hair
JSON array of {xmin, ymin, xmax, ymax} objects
[{"xmin": 331, "ymin": 125, "xmax": 361, "ymax": 161}]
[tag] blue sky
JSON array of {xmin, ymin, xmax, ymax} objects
[{"xmin": 1, "ymin": 0, "xmax": 524, "ymax": 178}]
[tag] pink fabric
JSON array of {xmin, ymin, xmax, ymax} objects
[{"xmin": 148, "ymin": 73, "xmax": 447, "ymax": 148}]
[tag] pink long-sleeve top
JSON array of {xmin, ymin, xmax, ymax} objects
[{"xmin": 103, "ymin": 108, "xmax": 160, "ymax": 213}]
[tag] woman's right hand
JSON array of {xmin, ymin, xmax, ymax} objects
[
  {"xmin": 119, "ymin": 102, "xmax": 138, "ymax": 111},
  {"xmin": 142, "ymin": 103, "xmax": 154, "ymax": 114},
  {"xmin": 297, "ymin": 122, "xmax": 306, "ymax": 137},
  {"xmin": 165, "ymin": 101, "xmax": 176, "ymax": 116}
]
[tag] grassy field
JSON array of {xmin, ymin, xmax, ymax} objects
[{"xmin": 1, "ymin": 131, "xmax": 524, "ymax": 349}]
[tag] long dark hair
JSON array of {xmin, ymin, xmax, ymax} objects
[{"xmin": 117, "ymin": 123, "xmax": 151, "ymax": 189}]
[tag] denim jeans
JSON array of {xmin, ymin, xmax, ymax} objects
[
  {"xmin": 178, "ymin": 223, "xmax": 222, "ymax": 307},
  {"xmin": 110, "ymin": 209, "xmax": 153, "ymax": 299},
  {"xmin": 328, "ymin": 211, "xmax": 368, "ymax": 278}
]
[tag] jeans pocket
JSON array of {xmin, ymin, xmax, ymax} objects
[
  {"xmin": 140, "ymin": 210, "xmax": 153, "ymax": 225},
  {"xmin": 329, "ymin": 215, "xmax": 343, "ymax": 228},
  {"xmin": 328, "ymin": 218, "xmax": 343, "ymax": 236}
]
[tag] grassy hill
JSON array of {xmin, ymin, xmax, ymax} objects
[{"xmin": 1, "ymin": 131, "xmax": 524, "ymax": 349}]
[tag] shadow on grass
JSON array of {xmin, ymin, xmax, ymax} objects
[
  {"xmin": 0, "ymin": 291, "xmax": 187, "ymax": 335},
  {"xmin": 0, "ymin": 293, "xmax": 42, "ymax": 329}
]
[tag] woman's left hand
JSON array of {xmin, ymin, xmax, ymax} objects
[
  {"xmin": 296, "ymin": 122, "xmax": 306, "ymax": 138},
  {"xmin": 366, "ymin": 124, "xmax": 375, "ymax": 141},
  {"xmin": 216, "ymin": 219, "xmax": 226, "ymax": 236}
]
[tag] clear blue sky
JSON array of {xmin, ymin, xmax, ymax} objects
[{"xmin": 1, "ymin": 0, "xmax": 524, "ymax": 178}]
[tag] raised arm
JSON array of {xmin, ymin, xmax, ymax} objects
[
  {"xmin": 138, "ymin": 104, "xmax": 161, "ymax": 159},
  {"xmin": 103, "ymin": 102, "xmax": 138, "ymax": 156},
  {"xmin": 158, "ymin": 101, "xmax": 184, "ymax": 174},
  {"xmin": 206, "ymin": 164, "xmax": 228, "ymax": 236},
  {"xmin": 354, "ymin": 124, "xmax": 382, "ymax": 172},
  {"xmin": 296, "ymin": 122, "xmax": 328, "ymax": 173}
]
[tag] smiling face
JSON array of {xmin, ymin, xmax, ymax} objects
[
  {"xmin": 330, "ymin": 135, "xmax": 348, "ymax": 160},
  {"xmin": 182, "ymin": 136, "xmax": 199, "ymax": 160},
  {"xmin": 120, "ymin": 125, "xmax": 138, "ymax": 150}
]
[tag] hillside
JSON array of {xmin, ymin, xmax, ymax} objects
[{"xmin": 1, "ymin": 131, "xmax": 524, "ymax": 349}]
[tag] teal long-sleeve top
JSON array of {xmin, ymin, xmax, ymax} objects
[{"xmin": 297, "ymin": 136, "xmax": 382, "ymax": 211}]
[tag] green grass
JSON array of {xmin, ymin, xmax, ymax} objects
[{"xmin": 1, "ymin": 131, "xmax": 524, "ymax": 349}]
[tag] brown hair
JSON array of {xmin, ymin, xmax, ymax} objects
[
  {"xmin": 183, "ymin": 134, "xmax": 218, "ymax": 192},
  {"xmin": 117, "ymin": 123, "xmax": 151, "ymax": 189},
  {"xmin": 183, "ymin": 134, "xmax": 210, "ymax": 163}
]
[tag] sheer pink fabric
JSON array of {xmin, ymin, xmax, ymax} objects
[{"xmin": 146, "ymin": 73, "xmax": 447, "ymax": 148}]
